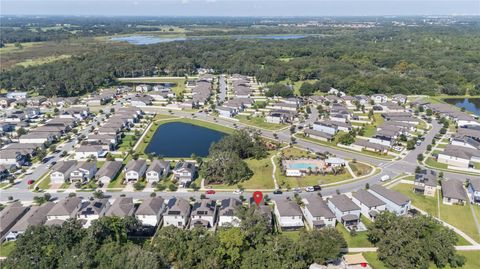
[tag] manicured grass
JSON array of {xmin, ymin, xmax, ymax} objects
[
  {"xmin": 204, "ymin": 152, "xmax": 276, "ymax": 189},
  {"xmin": 118, "ymin": 134, "xmax": 137, "ymax": 151},
  {"xmin": 425, "ymin": 157, "xmax": 449, "ymax": 169},
  {"xmin": 235, "ymin": 115, "xmax": 286, "ymax": 130},
  {"xmin": 281, "ymin": 147, "xmax": 316, "ymax": 159},
  {"xmin": 349, "ymin": 162, "xmax": 373, "ymax": 177},
  {"xmin": 0, "ymin": 241, "xmax": 16, "ymax": 257},
  {"xmin": 0, "ymin": 182, "xmax": 10, "ymax": 189},
  {"xmin": 363, "ymin": 114, "xmax": 385, "ymax": 137},
  {"xmin": 390, "ymin": 183, "xmax": 439, "ymax": 217},
  {"xmin": 298, "ymin": 135, "xmax": 395, "ymax": 160},
  {"xmin": 440, "ymin": 203, "xmax": 480, "ymax": 243},
  {"xmin": 281, "ymin": 230, "xmax": 302, "ymax": 241},
  {"xmin": 118, "ymin": 76, "xmax": 186, "ymax": 95},
  {"xmin": 336, "ymin": 223, "xmax": 373, "ymax": 247},
  {"xmin": 37, "ymin": 176, "xmax": 52, "ymax": 190}
]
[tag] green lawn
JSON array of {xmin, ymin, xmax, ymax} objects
[
  {"xmin": 235, "ymin": 115, "xmax": 286, "ymax": 130},
  {"xmin": 37, "ymin": 176, "xmax": 52, "ymax": 190},
  {"xmin": 362, "ymin": 251, "xmax": 480, "ymax": 269},
  {"xmin": 390, "ymin": 183, "xmax": 439, "ymax": 217},
  {"xmin": 118, "ymin": 134, "xmax": 137, "ymax": 151},
  {"xmin": 336, "ymin": 224, "xmax": 373, "ymax": 248},
  {"xmin": 118, "ymin": 76, "xmax": 186, "ymax": 95},
  {"xmin": 281, "ymin": 147, "xmax": 316, "ymax": 159},
  {"xmin": 203, "ymin": 152, "xmax": 276, "ymax": 190},
  {"xmin": 425, "ymin": 157, "xmax": 449, "ymax": 169},
  {"xmin": 298, "ymin": 135, "xmax": 395, "ymax": 160},
  {"xmin": 0, "ymin": 241, "xmax": 16, "ymax": 257},
  {"xmin": 349, "ymin": 162, "xmax": 373, "ymax": 177},
  {"xmin": 390, "ymin": 183, "xmax": 477, "ymax": 245},
  {"xmin": 363, "ymin": 114, "xmax": 385, "ymax": 137},
  {"xmin": 440, "ymin": 203, "xmax": 480, "ymax": 243}
]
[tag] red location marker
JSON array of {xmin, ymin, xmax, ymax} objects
[{"xmin": 253, "ymin": 191, "xmax": 263, "ymax": 205}]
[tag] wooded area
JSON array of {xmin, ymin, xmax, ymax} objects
[{"xmin": 1, "ymin": 25, "xmax": 479, "ymax": 97}]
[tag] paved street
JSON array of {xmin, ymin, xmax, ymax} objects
[{"xmin": 2, "ymin": 106, "xmax": 479, "ymax": 202}]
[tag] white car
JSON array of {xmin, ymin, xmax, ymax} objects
[
  {"xmin": 233, "ymin": 189, "xmax": 243, "ymax": 195},
  {"xmin": 305, "ymin": 186, "xmax": 315, "ymax": 192},
  {"xmin": 380, "ymin": 175, "xmax": 390, "ymax": 182}
]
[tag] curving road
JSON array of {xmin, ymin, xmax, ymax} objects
[{"xmin": 1, "ymin": 106, "xmax": 478, "ymax": 202}]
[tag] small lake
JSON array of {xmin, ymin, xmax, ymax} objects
[
  {"xmin": 145, "ymin": 122, "xmax": 226, "ymax": 157},
  {"xmin": 111, "ymin": 34, "xmax": 307, "ymax": 45},
  {"xmin": 443, "ymin": 98, "xmax": 480, "ymax": 116}
]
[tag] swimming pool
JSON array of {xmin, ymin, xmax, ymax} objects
[{"xmin": 288, "ymin": 163, "xmax": 317, "ymax": 169}]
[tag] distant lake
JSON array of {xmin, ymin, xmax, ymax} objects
[
  {"xmin": 111, "ymin": 34, "xmax": 308, "ymax": 45},
  {"xmin": 443, "ymin": 98, "xmax": 480, "ymax": 116},
  {"xmin": 145, "ymin": 122, "xmax": 226, "ymax": 157}
]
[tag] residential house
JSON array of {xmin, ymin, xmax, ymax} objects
[
  {"xmin": 368, "ymin": 185, "xmax": 411, "ymax": 215},
  {"xmin": 265, "ymin": 110, "xmax": 295, "ymax": 124},
  {"xmin": 136, "ymin": 197, "xmax": 165, "ymax": 227},
  {"xmin": 442, "ymin": 179, "xmax": 468, "ymax": 205},
  {"xmin": 5, "ymin": 202, "xmax": 54, "ymax": 241},
  {"xmin": 105, "ymin": 197, "xmax": 136, "ymax": 217},
  {"xmin": 312, "ymin": 121, "xmax": 338, "ymax": 135},
  {"xmin": 301, "ymin": 197, "xmax": 336, "ymax": 229},
  {"xmin": 218, "ymin": 198, "xmax": 242, "ymax": 227},
  {"xmin": 124, "ymin": 159, "xmax": 147, "ymax": 182},
  {"xmin": 95, "ymin": 161, "xmax": 123, "ymax": 184},
  {"xmin": 0, "ymin": 202, "xmax": 28, "ymax": 238},
  {"xmin": 75, "ymin": 145, "xmax": 105, "ymax": 160},
  {"xmin": 437, "ymin": 145, "xmax": 480, "ymax": 169},
  {"xmin": 163, "ymin": 198, "xmax": 191, "ymax": 228},
  {"xmin": 6, "ymin": 92, "xmax": 28, "ymax": 100},
  {"xmin": 77, "ymin": 199, "xmax": 110, "ymax": 228},
  {"xmin": 303, "ymin": 128, "xmax": 334, "ymax": 142},
  {"xmin": 130, "ymin": 95, "xmax": 154, "ymax": 107},
  {"xmin": 217, "ymin": 106, "xmax": 237, "ymax": 118},
  {"xmin": 70, "ymin": 161, "xmax": 97, "ymax": 184},
  {"xmin": 413, "ymin": 170, "xmax": 437, "ymax": 197},
  {"xmin": 146, "ymin": 160, "xmax": 171, "ymax": 182},
  {"xmin": 173, "ymin": 161, "xmax": 196, "ymax": 187},
  {"xmin": 351, "ymin": 139, "xmax": 389, "ymax": 154},
  {"xmin": 351, "ymin": 189, "xmax": 387, "ymax": 221},
  {"xmin": 190, "ymin": 199, "xmax": 217, "ymax": 229},
  {"xmin": 392, "ymin": 94, "xmax": 407, "ymax": 104},
  {"xmin": 45, "ymin": 197, "xmax": 83, "ymax": 224},
  {"xmin": 327, "ymin": 194, "xmax": 361, "ymax": 229},
  {"xmin": 273, "ymin": 199, "xmax": 304, "ymax": 230},
  {"xmin": 18, "ymin": 132, "xmax": 56, "ymax": 144},
  {"xmin": 50, "ymin": 160, "xmax": 77, "ymax": 184},
  {"xmin": 467, "ymin": 179, "xmax": 480, "ymax": 204},
  {"xmin": 0, "ymin": 150, "xmax": 28, "ymax": 166},
  {"xmin": 371, "ymin": 94, "xmax": 388, "ymax": 104}
]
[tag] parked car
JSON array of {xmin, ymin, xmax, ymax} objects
[
  {"xmin": 273, "ymin": 189, "xmax": 283, "ymax": 195},
  {"xmin": 293, "ymin": 187, "xmax": 302, "ymax": 194},
  {"xmin": 25, "ymin": 170, "xmax": 34, "ymax": 175},
  {"xmin": 206, "ymin": 190, "xmax": 216, "ymax": 195},
  {"xmin": 313, "ymin": 185, "xmax": 322, "ymax": 191},
  {"xmin": 233, "ymin": 189, "xmax": 243, "ymax": 195},
  {"xmin": 27, "ymin": 179, "xmax": 34, "ymax": 185},
  {"xmin": 380, "ymin": 175, "xmax": 390, "ymax": 182}
]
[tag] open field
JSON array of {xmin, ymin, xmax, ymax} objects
[
  {"xmin": 118, "ymin": 77, "xmax": 187, "ymax": 95},
  {"xmin": 235, "ymin": 115, "xmax": 286, "ymax": 130}
]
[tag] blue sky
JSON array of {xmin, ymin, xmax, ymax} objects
[{"xmin": 2, "ymin": 0, "xmax": 479, "ymax": 16}]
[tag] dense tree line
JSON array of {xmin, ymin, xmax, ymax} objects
[
  {"xmin": 4, "ymin": 206, "xmax": 346, "ymax": 269},
  {"xmin": 200, "ymin": 129, "xmax": 267, "ymax": 185},
  {"xmin": 1, "ymin": 25, "xmax": 479, "ymax": 97},
  {"xmin": 368, "ymin": 212, "xmax": 465, "ymax": 269}
]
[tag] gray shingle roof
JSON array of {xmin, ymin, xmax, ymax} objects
[
  {"xmin": 147, "ymin": 160, "xmax": 170, "ymax": 173},
  {"xmin": 136, "ymin": 197, "xmax": 165, "ymax": 216},
  {"xmin": 96, "ymin": 161, "xmax": 123, "ymax": 180},
  {"xmin": 125, "ymin": 159, "xmax": 147, "ymax": 172},
  {"xmin": 275, "ymin": 199, "xmax": 302, "ymax": 216},
  {"xmin": 352, "ymin": 189, "xmax": 386, "ymax": 208},
  {"xmin": 328, "ymin": 194, "xmax": 360, "ymax": 212},
  {"xmin": 0, "ymin": 202, "xmax": 27, "ymax": 235},
  {"xmin": 442, "ymin": 179, "xmax": 467, "ymax": 201},
  {"xmin": 52, "ymin": 160, "xmax": 78, "ymax": 174},
  {"xmin": 305, "ymin": 197, "xmax": 335, "ymax": 218},
  {"xmin": 219, "ymin": 198, "xmax": 242, "ymax": 216},
  {"xmin": 105, "ymin": 197, "xmax": 135, "ymax": 217},
  {"xmin": 165, "ymin": 198, "xmax": 191, "ymax": 216},
  {"xmin": 10, "ymin": 202, "xmax": 54, "ymax": 232},
  {"xmin": 47, "ymin": 197, "xmax": 82, "ymax": 217},
  {"xmin": 191, "ymin": 199, "xmax": 216, "ymax": 217},
  {"xmin": 369, "ymin": 185, "xmax": 410, "ymax": 206}
]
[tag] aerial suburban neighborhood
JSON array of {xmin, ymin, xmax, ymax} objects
[{"xmin": 0, "ymin": 8, "xmax": 479, "ymax": 269}]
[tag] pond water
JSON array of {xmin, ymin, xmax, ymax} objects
[
  {"xmin": 144, "ymin": 122, "xmax": 226, "ymax": 157},
  {"xmin": 111, "ymin": 34, "xmax": 307, "ymax": 45},
  {"xmin": 443, "ymin": 98, "xmax": 480, "ymax": 116}
]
